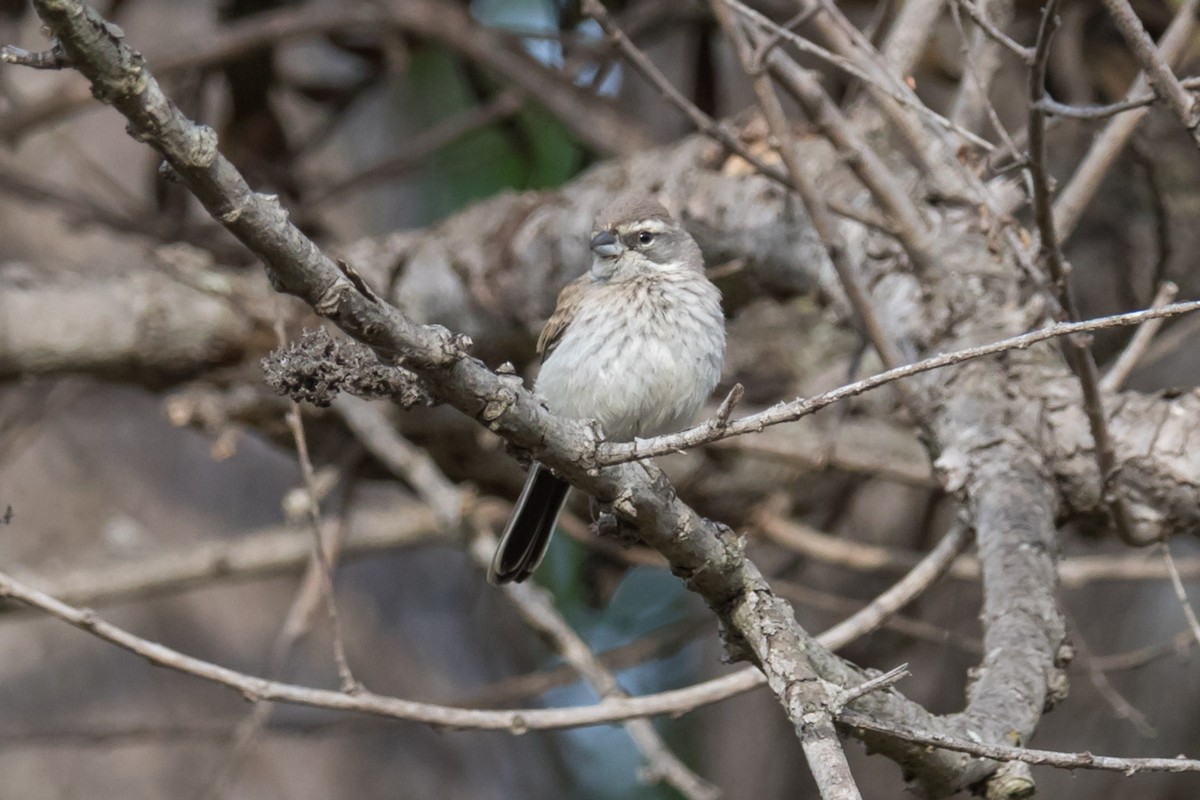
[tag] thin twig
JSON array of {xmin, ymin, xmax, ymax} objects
[
  {"xmin": 468, "ymin": 530, "xmax": 720, "ymax": 800},
  {"xmin": 815, "ymin": 523, "xmax": 972, "ymax": 649},
  {"xmin": 277, "ymin": 322, "xmax": 358, "ymax": 694},
  {"xmin": 0, "ymin": 566, "xmax": 764, "ymax": 731},
  {"xmin": 0, "ymin": 43, "xmax": 67, "ymax": 69},
  {"xmin": 756, "ymin": 38, "xmax": 935, "ymax": 272},
  {"xmin": 1099, "ymin": 0, "xmax": 1200, "ymax": 147},
  {"xmin": 0, "ymin": 518, "xmax": 982, "ymax": 737},
  {"xmin": 596, "ymin": 300, "xmax": 1200, "ymax": 465},
  {"xmin": 712, "ymin": 383, "xmax": 744, "ymax": 428},
  {"xmin": 1092, "ymin": 629, "xmax": 1198, "ymax": 673},
  {"xmin": 8, "ymin": 536, "xmax": 1195, "ymax": 779},
  {"xmin": 725, "ymin": 0, "xmax": 995, "ymax": 154},
  {"xmin": 196, "ymin": 453, "xmax": 361, "ymax": 800},
  {"xmin": 947, "ymin": 0, "xmax": 1019, "ymax": 152},
  {"xmin": 1131, "ymin": 141, "xmax": 1174, "ymax": 290},
  {"xmin": 1052, "ymin": 0, "xmax": 1200, "ymax": 240},
  {"xmin": 830, "ymin": 664, "xmax": 910, "ymax": 714},
  {"xmin": 580, "ymin": 0, "xmax": 792, "ymax": 189},
  {"xmin": 1101, "ymin": 281, "xmax": 1179, "ymax": 391},
  {"xmin": 1159, "ymin": 542, "xmax": 1200, "ymax": 647},
  {"xmin": 715, "ymin": 2, "xmax": 917, "ymax": 401},
  {"xmin": 1065, "ymin": 615, "xmax": 1156, "ymax": 737},
  {"xmin": 951, "ymin": 0, "xmax": 1032, "ymax": 62},
  {"xmin": 838, "ymin": 712, "xmax": 1200, "ymax": 774},
  {"xmin": 749, "ymin": 6, "xmax": 821, "ymax": 68},
  {"xmin": 1037, "ymin": 76, "xmax": 1200, "ymax": 120},
  {"xmin": 732, "ymin": 0, "xmax": 995, "ymax": 191},
  {"xmin": 1026, "ymin": 1, "xmax": 1144, "ymax": 547}
]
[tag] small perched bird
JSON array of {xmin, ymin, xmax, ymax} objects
[{"xmin": 488, "ymin": 196, "xmax": 726, "ymax": 584}]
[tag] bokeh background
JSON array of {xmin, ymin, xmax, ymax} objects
[{"xmin": 1, "ymin": 1, "xmax": 1199, "ymax": 798}]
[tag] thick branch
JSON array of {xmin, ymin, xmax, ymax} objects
[{"xmin": 0, "ymin": 267, "xmax": 257, "ymax": 381}]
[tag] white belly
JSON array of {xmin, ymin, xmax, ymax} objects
[{"xmin": 534, "ymin": 276, "xmax": 724, "ymax": 441}]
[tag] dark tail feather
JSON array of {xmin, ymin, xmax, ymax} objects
[{"xmin": 488, "ymin": 464, "xmax": 571, "ymax": 585}]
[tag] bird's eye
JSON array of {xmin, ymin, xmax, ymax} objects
[{"xmin": 637, "ymin": 231, "xmax": 654, "ymax": 245}]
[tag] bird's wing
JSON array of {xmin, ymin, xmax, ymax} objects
[{"xmin": 537, "ymin": 273, "xmax": 591, "ymax": 362}]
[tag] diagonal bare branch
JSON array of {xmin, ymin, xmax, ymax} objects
[{"xmin": 1099, "ymin": 0, "xmax": 1200, "ymax": 147}]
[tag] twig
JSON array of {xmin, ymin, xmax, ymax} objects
[
  {"xmin": 1100, "ymin": 282, "xmax": 1179, "ymax": 391},
  {"xmin": 596, "ymin": 300, "xmax": 1200, "ymax": 465},
  {"xmin": 1052, "ymin": 0, "xmax": 1200, "ymax": 241},
  {"xmin": 754, "ymin": 38, "xmax": 935, "ymax": 272},
  {"xmin": 1099, "ymin": 0, "xmax": 1200, "ymax": 147},
  {"xmin": 723, "ymin": 0, "xmax": 995, "ymax": 154},
  {"xmin": 1092, "ymin": 628, "xmax": 1198, "ymax": 673},
  {"xmin": 715, "ymin": 2, "xmax": 918, "ymax": 398},
  {"xmin": 0, "ymin": 516, "xmax": 990, "ymax": 741},
  {"xmin": 1159, "ymin": 541, "xmax": 1200, "ymax": 647},
  {"xmin": 749, "ymin": 6, "xmax": 821, "ymax": 68},
  {"xmin": 2, "ymin": 500, "xmax": 442, "ymax": 612},
  {"xmin": 712, "ymin": 383, "xmax": 744, "ymax": 428},
  {"xmin": 951, "ymin": 0, "xmax": 1032, "ymax": 63},
  {"xmin": 0, "ymin": 43, "xmax": 67, "ymax": 69},
  {"xmin": 0, "ymin": 566, "xmax": 763, "ymax": 731},
  {"xmin": 947, "ymin": 0, "xmax": 1019, "ymax": 152},
  {"xmin": 468, "ymin": 530, "xmax": 720, "ymax": 800},
  {"xmin": 1037, "ymin": 77, "xmax": 1200, "ymax": 120},
  {"xmin": 196, "ymin": 447, "xmax": 362, "ymax": 800},
  {"xmin": 1065, "ymin": 614, "xmax": 1156, "ymax": 737},
  {"xmin": 731, "ymin": 0, "xmax": 995, "ymax": 193},
  {"xmin": 1027, "ymin": 0, "xmax": 1144, "ymax": 547},
  {"xmin": 830, "ymin": 664, "xmax": 909, "ymax": 714},
  {"xmin": 1131, "ymin": 141, "xmax": 1173, "ymax": 290},
  {"xmin": 838, "ymin": 711, "xmax": 1200, "ymax": 774},
  {"xmin": 281, "ymin": 380, "xmax": 358, "ymax": 692},
  {"xmin": 580, "ymin": 0, "xmax": 792, "ymax": 189},
  {"xmin": 815, "ymin": 523, "xmax": 972, "ymax": 650},
  {"xmin": 333, "ymin": 396, "xmax": 464, "ymax": 530}
]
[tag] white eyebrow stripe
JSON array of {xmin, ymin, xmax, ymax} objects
[{"xmin": 616, "ymin": 218, "xmax": 670, "ymax": 235}]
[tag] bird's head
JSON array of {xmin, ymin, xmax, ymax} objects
[{"xmin": 588, "ymin": 196, "xmax": 703, "ymax": 281}]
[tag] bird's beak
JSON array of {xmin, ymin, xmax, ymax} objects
[{"xmin": 590, "ymin": 229, "xmax": 622, "ymax": 258}]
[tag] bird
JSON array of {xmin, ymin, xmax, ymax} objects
[{"xmin": 488, "ymin": 195, "xmax": 726, "ymax": 584}]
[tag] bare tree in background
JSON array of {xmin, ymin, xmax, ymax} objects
[{"xmin": 2, "ymin": 0, "xmax": 1200, "ymax": 798}]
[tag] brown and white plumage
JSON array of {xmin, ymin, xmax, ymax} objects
[{"xmin": 488, "ymin": 196, "xmax": 725, "ymax": 584}]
